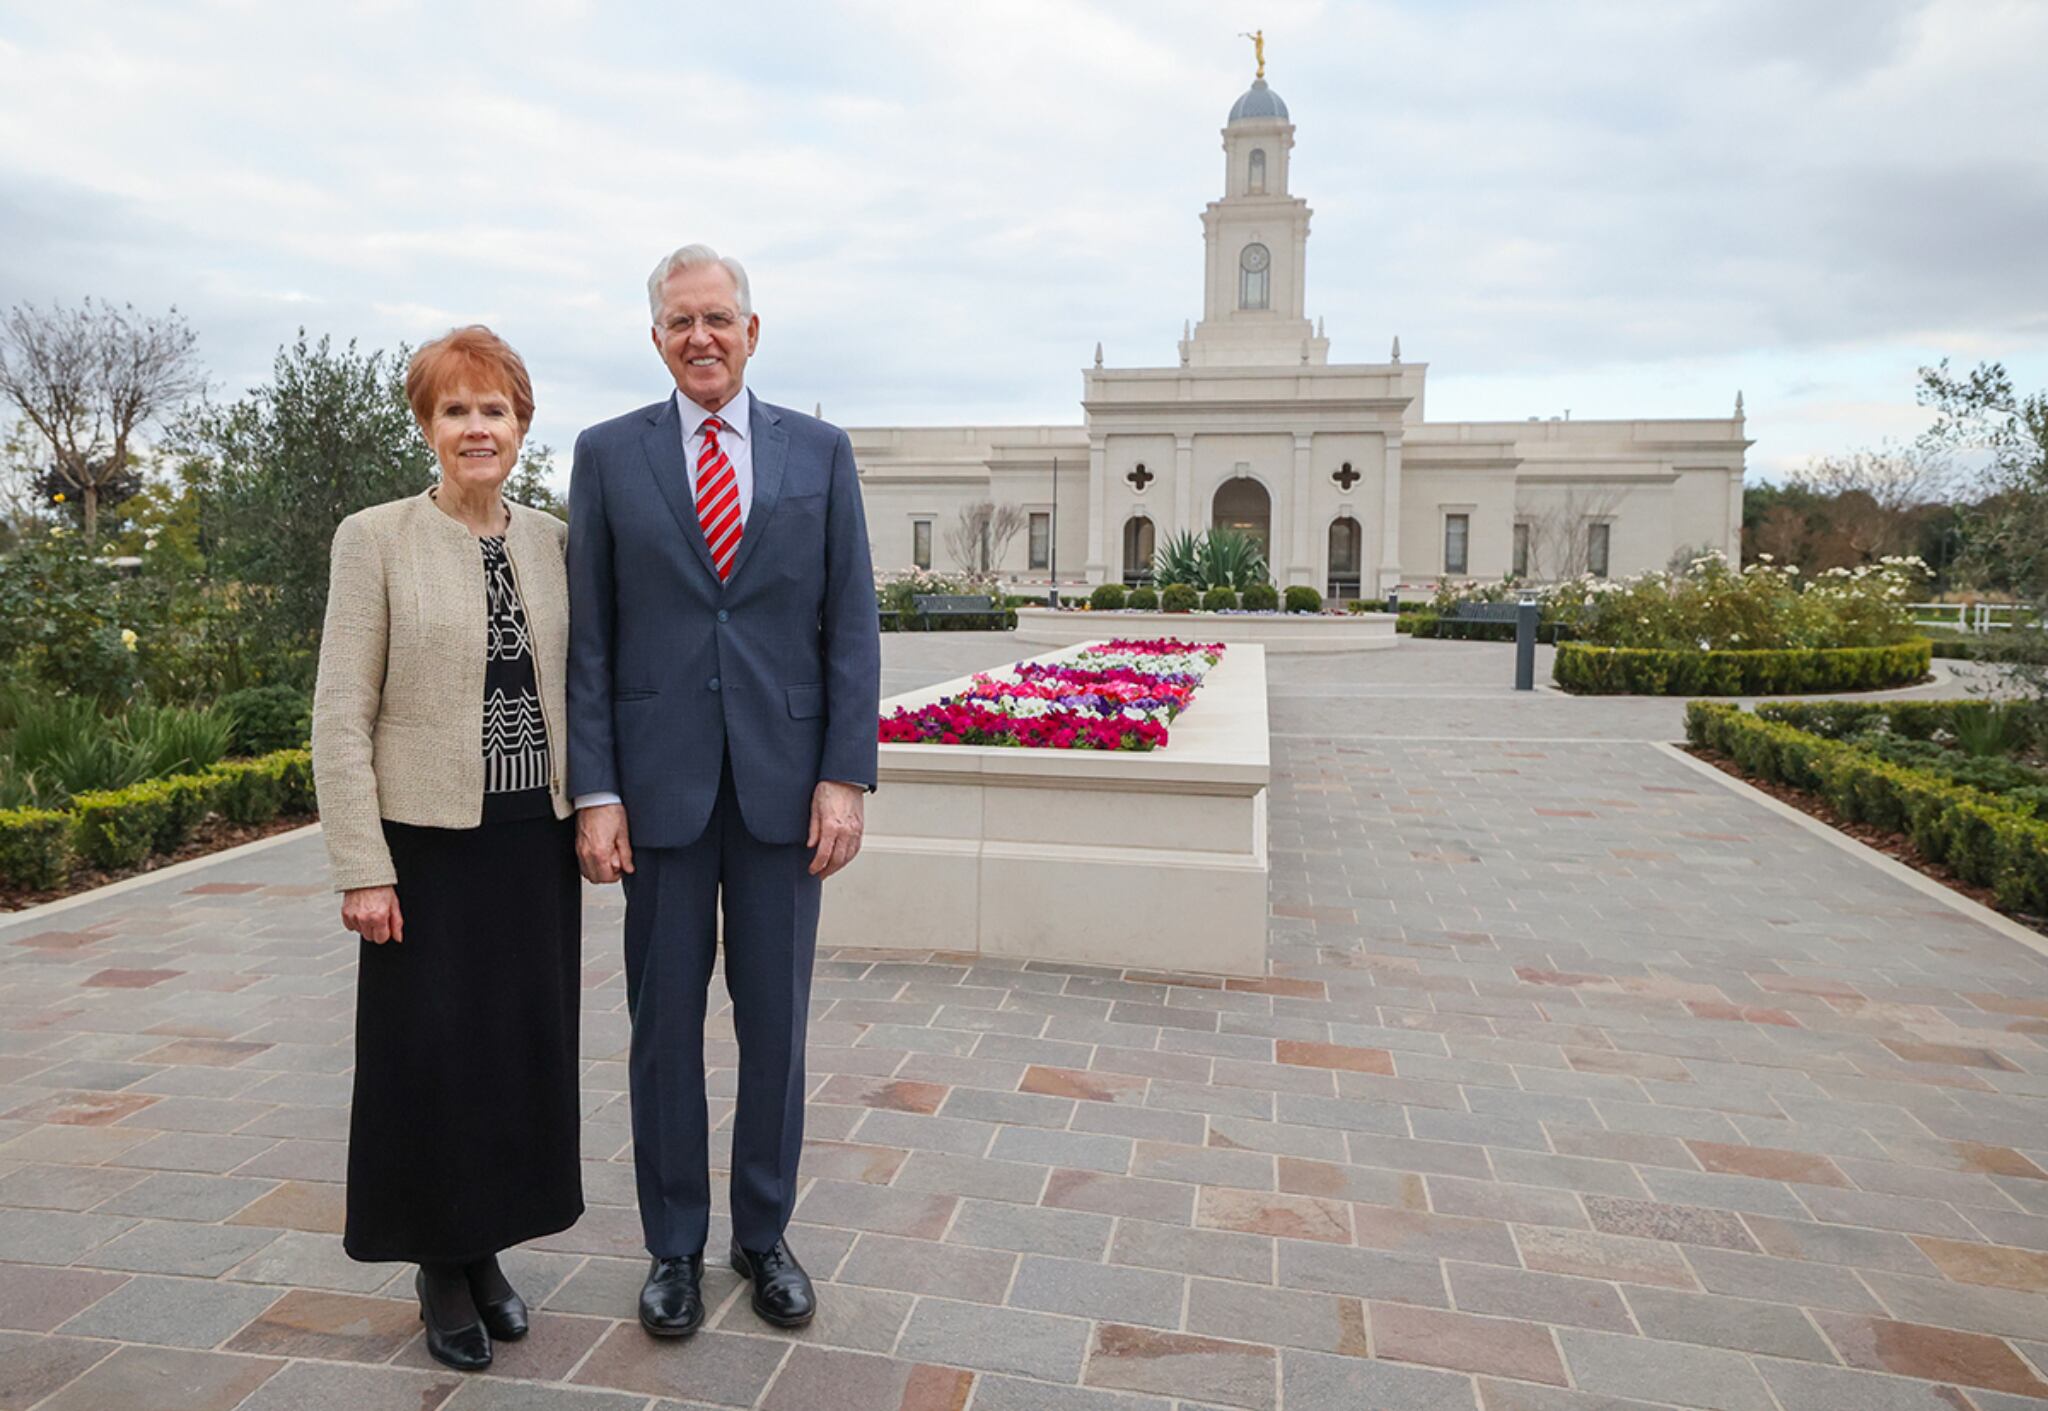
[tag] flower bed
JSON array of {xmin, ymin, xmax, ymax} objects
[
  {"xmin": 877, "ymin": 639, "xmax": 1224, "ymax": 750},
  {"xmin": 1686, "ymin": 703, "xmax": 2047, "ymax": 916},
  {"xmin": 1555, "ymin": 640, "xmax": 1932, "ymax": 696}
]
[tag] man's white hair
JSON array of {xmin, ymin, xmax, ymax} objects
[{"xmin": 646, "ymin": 244, "xmax": 753, "ymax": 320}]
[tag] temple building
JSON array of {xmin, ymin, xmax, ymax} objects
[{"xmin": 848, "ymin": 64, "xmax": 1749, "ymax": 597}]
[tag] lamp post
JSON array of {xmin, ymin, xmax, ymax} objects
[{"xmin": 1047, "ymin": 455, "xmax": 1060, "ymax": 609}]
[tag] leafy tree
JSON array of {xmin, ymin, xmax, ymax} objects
[
  {"xmin": 1919, "ymin": 359, "xmax": 2048, "ymax": 599},
  {"xmin": 0, "ymin": 300, "xmax": 203, "ymax": 541},
  {"xmin": 173, "ymin": 332, "xmax": 434, "ymax": 684},
  {"xmin": 1918, "ymin": 358, "xmax": 2048, "ymax": 726}
]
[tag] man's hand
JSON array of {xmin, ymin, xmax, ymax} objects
[
  {"xmin": 342, "ymin": 885, "xmax": 404, "ymax": 944},
  {"xmin": 577, "ymin": 803, "xmax": 636, "ymax": 884},
  {"xmin": 807, "ymin": 781, "xmax": 865, "ymax": 879}
]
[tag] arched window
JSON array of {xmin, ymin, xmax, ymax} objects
[
  {"xmin": 1327, "ymin": 517, "xmax": 1363, "ymax": 600},
  {"xmin": 1247, "ymin": 148, "xmax": 1266, "ymax": 195},
  {"xmin": 1239, "ymin": 243, "xmax": 1270, "ymax": 311},
  {"xmin": 1122, "ymin": 516, "xmax": 1156, "ymax": 587}
]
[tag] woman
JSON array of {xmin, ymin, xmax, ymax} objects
[{"xmin": 312, "ymin": 325, "xmax": 581, "ymax": 1372}]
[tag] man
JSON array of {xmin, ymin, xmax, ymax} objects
[{"xmin": 567, "ymin": 244, "xmax": 879, "ymax": 1337}]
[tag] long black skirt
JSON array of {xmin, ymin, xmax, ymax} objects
[{"xmin": 345, "ymin": 808, "xmax": 584, "ymax": 1264}]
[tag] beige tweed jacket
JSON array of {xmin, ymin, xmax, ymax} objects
[{"xmin": 311, "ymin": 489, "xmax": 572, "ymax": 892}]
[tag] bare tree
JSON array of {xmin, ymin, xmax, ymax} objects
[
  {"xmin": 1514, "ymin": 485, "xmax": 1626, "ymax": 580},
  {"xmin": 0, "ymin": 299, "xmax": 203, "ymax": 539},
  {"xmin": 943, "ymin": 502, "xmax": 1029, "ymax": 573},
  {"xmin": 1786, "ymin": 442, "xmax": 1955, "ymax": 562},
  {"xmin": 986, "ymin": 503, "xmax": 1027, "ymax": 570}
]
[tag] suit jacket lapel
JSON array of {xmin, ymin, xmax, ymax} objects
[
  {"xmin": 640, "ymin": 395, "xmax": 720, "ymax": 582},
  {"xmin": 723, "ymin": 398, "xmax": 786, "ymax": 587}
]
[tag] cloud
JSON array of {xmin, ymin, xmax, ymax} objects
[{"xmin": 0, "ymin": 0, "xmax": 2043, "ymax": 483}]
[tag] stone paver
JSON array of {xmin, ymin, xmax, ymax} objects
[{"xmin": 0, "ymin": 632, "xmax": 2039, "ymax": 1409}]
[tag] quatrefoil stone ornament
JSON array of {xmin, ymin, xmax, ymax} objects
[
  {"xmin": 1126, "ymin": 464, "xmax": 1155, "ymax": 492},
  {"xmin": 1332, "ymin": 463, "xmax": 1361, "ymax": 491}
]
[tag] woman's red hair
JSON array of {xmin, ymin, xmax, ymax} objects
[{"xmin": 405, "ymin": 325, "xmax": 535, "ymax": 432}]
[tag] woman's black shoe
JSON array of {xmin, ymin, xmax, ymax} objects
[
  {"xmin": 465, "ymin": 1255, "xmax": 530, "ymax": 1341},
  {"xmin": 415, "ymin": 1268, "xmax": 492, "ymax": 1371}
]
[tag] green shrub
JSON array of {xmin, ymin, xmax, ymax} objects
[
  {"xmin": 274, "ymin": 750, "xmax": 316, "ymax": 815},
  {"xmin": 1284, "ymin": 586, "xmax": 1323, "ymax": 614},
  {"xmin": 1752, "ymin": 699, "xmax": 1990, "ymax": 742},
  {"xmin": 122, "ymin": 703, "xmax": 235, "ymax": 778},
  {"xmin": 1201, "ymin": 586, "xmax": 1239, "ymax": 612},
  {"xmin": 1555, "ymin": 640, "xmax": 1931, "ymax": 696},
  {"xmin": 72, "ymin": 781, "xmax": 174, "ymax": 871},
  {"xmin": 0, "ymin": 807, "xmax": 72, "ymax": 889},
  {"xmin": 1240, "ymin": 583, "xmax": 1280, "ymax": 612},
  {"xmin": 1160, "ymin": 584, "xmax": 1199, "ymax": 614},
  {"xmin": 1127, "ymin": 586, "xmax": 1159, "ymax": 611},
  {"xmin": 153, "ymin": 773, "xmax": 220, "ymax": 853},
  {"xmin": 1396, "ymin": 612, "xmax": 1438, "ymax": 636},
  {"xmin": 1686, "ymin": 703, "xmax": 2048, "ymax": 914},
  {"xmin": 220, "ymin": 685, "xmax": 312, "ymax": 756},
  {"xmin": 209, "ymin": 757, "xmax": 285, "ymax": 825},
  {"xmin": 1089, "ymin": 584, "xmax": 1127, "ymax": 611}
]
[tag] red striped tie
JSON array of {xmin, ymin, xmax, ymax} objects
[{"xmin": 695, "ymin": 416, "xmax": 742, "ymax": 581}]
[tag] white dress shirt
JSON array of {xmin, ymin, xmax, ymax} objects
[
  {"xmin": 678, "ymin": 386, "xmax": 753, "ymax": 532},
  {"xmin": 573, "ymin": 386, "xmax": 754, "ymax": 813}
]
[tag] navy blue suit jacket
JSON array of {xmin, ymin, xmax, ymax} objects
[{"xmin": 566, "ymin": 392, "xmax": 880, "ymax": 849}]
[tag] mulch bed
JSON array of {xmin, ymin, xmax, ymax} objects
[
  {"xmin": 1687, "ymin": 747, "xmax": 2046, "ymax": 937},
  {"xmin": 0, "ymin": 813, "xmax": 315, "ymax": 914}
]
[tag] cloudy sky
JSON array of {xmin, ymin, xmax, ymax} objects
[{"xmin": 3, "ymin": 0, "xmax": 2044, "ymax": 482}]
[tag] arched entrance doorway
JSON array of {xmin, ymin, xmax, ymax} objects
[
  {"xmin": 1212, "ymin": 478, "xmax": 1271, "ymax": 558},
  {"xmin": 1327, "ymin": 517, "xmax": 1363, "ymax": 600},
  {"xmin": 1122, "ymin": 516, "xmax": 1156, "ymax": 586}
]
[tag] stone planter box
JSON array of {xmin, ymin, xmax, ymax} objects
[
  {"xmin": 1013, "ymin": 607, "xmax": 1397, "ymax": 654},
  {"xmin": 820, "ymin": 643, "xmax": 1270, "ymax": 975}
]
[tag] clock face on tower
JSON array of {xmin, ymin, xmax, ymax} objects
[{"xmin": 1240, "ymin": 243, "xmax": 1270, "ymax": 272}]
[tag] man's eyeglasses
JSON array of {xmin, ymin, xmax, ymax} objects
[{"xmin": 661, "ymin": 311, "xmax": 742, "ymax": 335}]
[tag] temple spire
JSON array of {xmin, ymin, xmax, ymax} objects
[{"xmin": 1390, "ymin": 335, "xmax": 1401, "ymax": 364}]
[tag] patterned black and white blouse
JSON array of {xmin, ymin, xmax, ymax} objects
[{"xmin": 479, "ymin": 536, "xmax": 552, "ymax": 810}]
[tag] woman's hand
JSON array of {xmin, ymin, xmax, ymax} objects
[{"xmin": 342, "ymin": 886, "xmax": 405, "ymax": 944}]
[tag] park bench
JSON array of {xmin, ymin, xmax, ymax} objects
[{"xmin": 913, "ymin": 593, "xmax": 1000, "ymax": 626}]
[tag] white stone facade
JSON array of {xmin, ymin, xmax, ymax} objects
[{"xmin": 850, "ymin": 76, "xmax": 1749, "ymax": 598}]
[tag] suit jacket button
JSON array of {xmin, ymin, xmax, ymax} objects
[
  {"xmin": 717, "ymin": 609, "xmax": 729, "ymax": 623},
  {"xmin": 708, "ymin": 677, "xmax": 721, "ymax": 691}
]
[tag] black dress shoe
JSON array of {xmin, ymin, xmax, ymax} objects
[
  {"xmin": 730, "ymin": 1238, "xmax": 815, "ymax": 1327},
  {"xmin": 415, "ymin": 1269, "xmax": 492, "ymax": 1372},
  {"xmin": 638, "ymin": 1253, "xmax": 705, "ymax": 1337},
  {"xmin": 470, "ymin": 1284, "xmax": 528, "ymax": 1341}
]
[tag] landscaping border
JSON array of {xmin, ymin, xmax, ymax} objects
[
  {"xmin": 0, "ymin": 748, "xmax": 316, "ymax": 894},
  {"xmin": 1555, "ymin": 640, "xmax": 1931, "ymax": 695},
  {"xmin": 1684, "ymin": 701, "xmax": 2047, "ymax": 917}
]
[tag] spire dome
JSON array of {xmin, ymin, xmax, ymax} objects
[{"xmin": 1228, "ymin": 78, "xmax": 1289, "ymax": 124}]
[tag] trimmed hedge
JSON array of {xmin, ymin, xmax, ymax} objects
[
  {"xmin": 1201, "ymin": 586, "xmax": 1239, "ymax": 612},
  {"xmin": 0, "ymin": 748, "xmax": 316, "ymax": 891},
  {"xmin": 1555, "ymin": 640, "xmax": 1931, "ymax": 696},
  {"xmin": 1687, "ymin": 703, "xmax": 2048, "ymax": 915},
  {"xmin": 1284, "ymin": 586, "xmax": 1322, "ymax": 614},
  {"xmin": 0, "ymin": 807, "xmax": 72, "ymax": 890},
  {"xmin": 1396, "ymin": 611, "xmax": 1437, "ymax": 636},
  {"xmin": 1241, "ymin": 583, "xmax": 1280, "ymax": 612},
  {"xmin": 879, "ymin": 608, "xmax": 1019, "ymax": 633},
  {"xmin": 1089, "ymin": 584, "xmax": 1127, "ymax": 611},
  {"xmin": 1160, "ymin": 584, "xmax": 1199, "ymax": 613},
  {"xmin": 1127, "ymin": 586, "xmax": 1159, "ymax": 610}
]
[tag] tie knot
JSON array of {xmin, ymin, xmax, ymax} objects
[{"xmin": 703, "ymin": 416, "xmax": 724, "ymax": 439}]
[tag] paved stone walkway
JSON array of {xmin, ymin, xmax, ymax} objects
[{"xmin": 0, "ymin": 635, "xmax": 2043, "ymax": 1410}]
